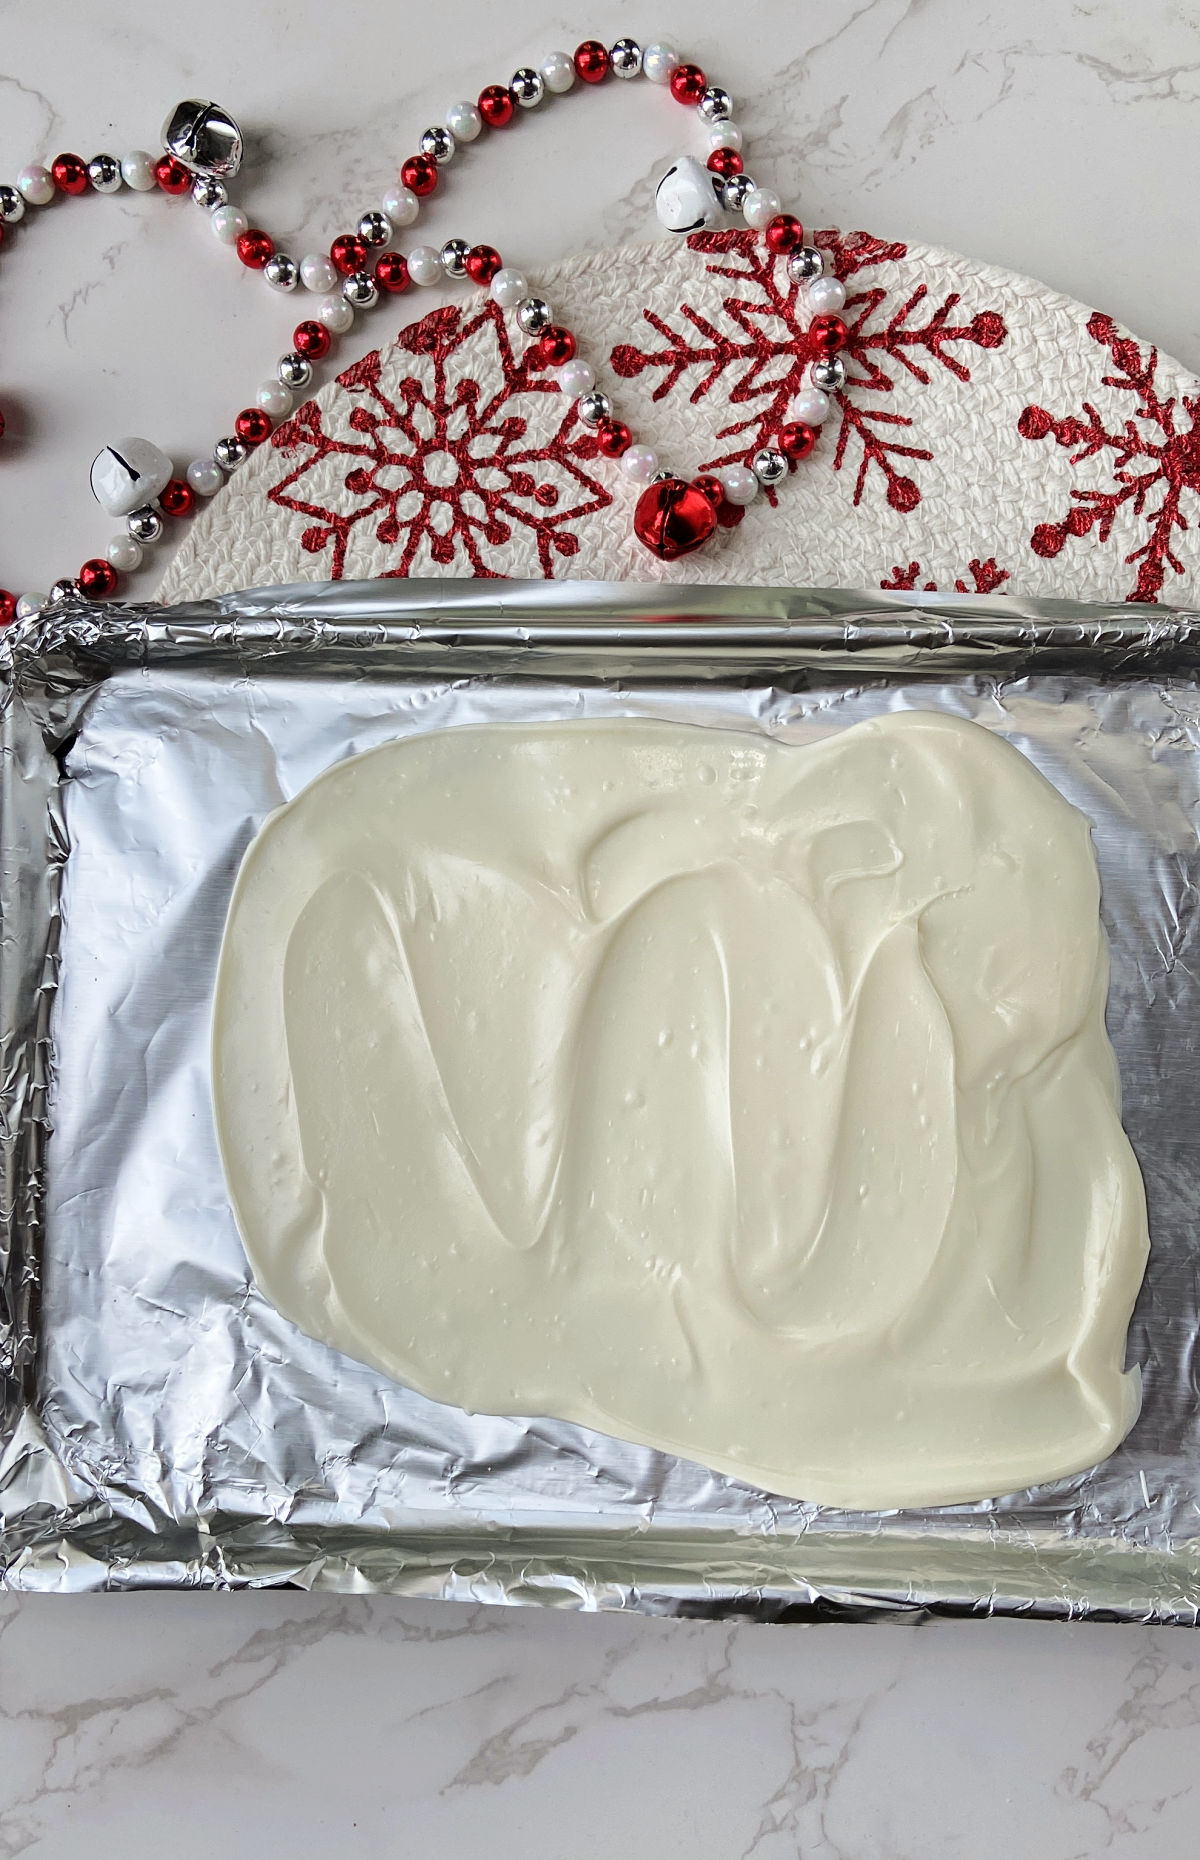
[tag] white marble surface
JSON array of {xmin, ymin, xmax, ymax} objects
[{"xmin": 6, "ymin": 2, "xmax": 1200, "ymax": 1851}]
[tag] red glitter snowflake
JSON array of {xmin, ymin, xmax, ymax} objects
[
  {"xmin": 608, "ymin": 228, "xmax": 1007, "ymax": 516},
  {"xmin": 267, "ymin": 299, "xmax": 612, "ymax": 578},
  {"xmin": 1019, "ymin": 312, "xmax": 1200, "ymax": 603},
  {"xmin": 880, "ymin": 558, "xmax": 1011, "ymax": 593}
]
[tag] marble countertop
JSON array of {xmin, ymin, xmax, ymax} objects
[{"xmin": 5, "ymin": 1, "xmax": 1200, "ymax": 1851}]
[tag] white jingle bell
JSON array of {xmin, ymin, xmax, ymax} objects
[
  {"xmin": 89, "ymin": 437, "xmax": 173, "ymax": 517},
  {"xmin": 654, "ymin": 155, "xmax": 721, "ymax": 234}
]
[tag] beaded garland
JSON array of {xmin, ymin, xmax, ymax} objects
[{"xmin": 0, "ymin": 37, "xmax": 850, "ymax": 621}]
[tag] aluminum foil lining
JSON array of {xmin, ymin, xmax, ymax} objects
[{"xmin": 5, "ymin": 577, "xmax": 1200, "ymax": 1619}]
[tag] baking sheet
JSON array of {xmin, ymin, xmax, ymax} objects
[{"xmin": 4, "ymin": 578, "xmax": 1200, "ymax": 1618}]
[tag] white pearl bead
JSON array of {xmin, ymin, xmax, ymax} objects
[
  {"xmin": 556, "ymin": 359, "xmax": 594, "ymax": 397},
  {"xmin": 642, "ymin": 43, "xmax": 680, "ymax": 83},
  {"xmin": 107, "ymin": 533, "xmax": 144, "ymax": 572},
  {"xmin": 121, "ymin": 150, "xmax": 157, "ymax": 192},
  {"xmin": 16, "ymin": 594, "xmax": 46, "ymax": 619},
  {"xmin": 382, "ymin": 184, "xmax": 420, "ymax": 227},
  {"xmin": 490, "ymin": 266, "xmax": 528, "ymax": 308},
  {"xmin": 621, "ymin": 445, "xmax": 659, "ymax": 482},
  {"xmin": 300, "ymin": 252, "xmax": 337, "ymax": 293},
  {"xmin": 446, "ymin": 99, "xmax": 483, "ymax": 140},
  {"xmin": 719, "ymin": 464, "xmax": 760, "ymax": 504},
  {"xmin": 807, "ymin": 276, "xmax": 847, "ymax": 314},
  {"xmin": 211, "ymin": 205, "xmax": 248, "ymax": 245},
  {"xmin": 186, "ymin": 458, "xmax": 224, "ymax": 498},
  {"xmin": 788, "ymin": 386, "xmax": 830, "ymax": 426},
  {"xmin": 318, "ymin": 292, "xmax": 355, "ymax": 330},
  {"xmin": 742, "ymin": 188, "xmax": 782, "ymax": 230},
  {"xmin": 257, "ymin": 379, "xmax": 294, "ymax": 418},
  {"xmin": 541, "ymin": 50, "xmax": 576, "ymax": 93},
  {"xmin": 707, "ymin": 121, "xmax": 743, "ymax": 151},
  {"xmin": 408, "ymin": 244, "xmax": 443, "ymax": 287},
  {"xmin": 17, "ymin": 164, "xmax": 54, "ymax": 206}
]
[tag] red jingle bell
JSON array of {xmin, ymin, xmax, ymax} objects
[{"xmin": 633, "ymin": 475, "xmax": 719, "ymax": 561}]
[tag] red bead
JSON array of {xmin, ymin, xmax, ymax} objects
[
  {"xmin": 633, "ymin": 476, "xmax": 718, "ymax": 560},
  {"xmin": 0, "ymin": 589, "xmax": 17, "ymax": 626},
  {"xmin": 330, "ymin": 233, "xmax": 367, "ymax": 276},
  {"xmin": 78, "ymin": 558, "xmax": 118, "ymax": 598},
  {"xmin": 51, "ymin": 153, "xmax": 89, "ymax": 195},
  {"xmin": 765, "ymin": 213, "xmax": 804, "ymax": 254},
  {"xmin": 235, "ymin": 406, "xmax": 272, "ymax": 446},
  {"xmin": 158, "ymin": 477, "xmax": 195, "ymax": 517},
  {"xmin": 574, "ymin": 40, "xmax": 611, "ymax": 83},
  {"xmin": 400, "ymin": 153, "xmax": 439, "ymax": 193},
  {"xmin": 809, "ymin": 313, "xmax": 848, "ymax": 355},
  {"xmin": 596, "ymin": 418, "xmax": 632, "ymax": 458},
  {"xmin": 692, "ymin": 472, "xmax": 726, "ymax": 507},
  {"xmin": 778, "ymin": 422, "xmax": 817, "ymax": 462},
  {"xmin": 707, "ymin": 148, "xmax": 743, "ymax": 179},
  {"xmin": 293, "ymin": 319, "xmax": 331, "ymax": 359},
  {"xmin": 153, "ymin": 154, "xmax": 190, "ymax": 196},
  {"xmin": 537, "ymin": 325, "xmax": 576, "ymax": 366},
  {"xmin": 670, "ymin": 63, "xmax": 707, "ymax": 104},
  {"xmin": 465, "ymin": 243, "xmax": 502, "ymax": 284},
  {"xmin": 477, "ymin": 85, "xmax": 515, "ymax": 128},
  {"xmin": 236, "ymin": 228, "xmax": 275, "ymax": 269},
  {"xmin": 374, "ymin": 251, "xmax": 410, "ymax": 292}
]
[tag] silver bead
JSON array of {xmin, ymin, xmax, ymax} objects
[
  {"xmin": 278, "ymin": 351, "xmax": 313, "ymax": 389},
  {"xmin": 264, "ymin": 251, "xmax": 299, "ymax": 291},
  {"xmin": 214, "ymin": 436, "xmax": 248, "ymax": 473},
  {"xmin": 191, "ymin": 174, "xmax": 228, "ymax": 211},
  {"xmin": 788, "ymin": 245, "xmax": 825, "ymax": 284},
  {"xmin": 342, "ymin": 270, "xmax": 378, "ymax": 309},
  {"xmin": 87, "ymin": 154, "xmax": 123, "ymax": 194},
  {"xmin": 698, "ymin": 86, "xmax": 734, "ymax": 123},
  {"xmin": 161, "ymin": 99, "xmax": 244, "ymax": 178},
  {"xmin": 49, "ymin": 578, "xmax": 79, "ymax": 604},
  {"xmin": 440, "ymin": 238, "xmax": 469, "ymax": 280},
  {"xmin": 811, "ymin": 357, "xmax": 846, "ymax": 394},
  {"xmin": 610, "ymin": 37, "xmax": 642, "ymax": 77},
  {"xmin": 0, "ymin": 184, "xmax": 25, "ymax": 223},
  {"xmin": 719, "ymin": 173, "xmax": 754, "ymax": 213},
  {"xmin": 126, "ymin": 506, "xmax": 164, "ymax": 543},
  {"xmin": 510, "ymin": 67, "xmax": 545, "ymax": 108},
  {"xmin": 419, "ymin": 124, "xmax": 456, "ymax": 163},
  {"xmin": 752, "ymin": 446, "xmax": 787, "ymax": 486},
  {"xmin": 357, "ymin": 209, "xmax": 391, "ymax": 247},
  {"xmin": 576, "ymin": 391, "xmax": 612, "ymax": 426},
  {"xmin": 516, "ymin": 296, "xmax": 552, "ymax": 335}
]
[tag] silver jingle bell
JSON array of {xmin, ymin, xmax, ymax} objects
[
  {"xmin": 788, "ymin": 245, "xmax": 825, "ymax": 284},
  {"xmin": 191, "ymin": 174, "xmax": 228, "ymax": 212},
  {"xmin": 264, "ymin": 252, "xmax": 299, "ymax": 291},
  {"xmin": 440, "ymin": 239, "xmax": 469, "ymax": 279},
  {"xmin": 126, "ymin": 506, "xmax": 164, "ymax": 544},
  {"xmin": 0, "ymin": 184, "xmax": 25, "ymax": 223},
  {"xmin": 720, "ymin": 173, "xmax": 754, "ymax": 213},
  {"xmin": 49, "ymin": 579, "xmax": 79, "ymax": 605},
  {"xmin": 342, "ymin": 270, "xmax": 378, "ymax": 309},
  {"xmin": 511, "ymin": 67, "xmax": 545, "ymax": 108},
  {"xmin": 161, "ymin": 99, "xmax": 244, "ymax": 179},
  {"xmin": 278, "ymin": 351, "xmax": 313, "ymax": 389},
  {"xmin": 811, "ymin": 357, "xmax": 846, "ymax": 394},
  {"xmin": 698, "ymin": 86, "xmax": 734, "ymax": 123},
  {"xmin": 576, "ymin": 391, "xmax": 613, "ymax": 426},
  {"xmin": 419, "ymin": 125, "xmax": 456, "ymax": 163},
  {"xmin": 214, "ymin": 435, "xmax": 248, "ymax": 473},
  {"xmin": 516, "ymin": 296, "xmax": 552, "ymax": 335},
  {"xmin": 87, "ymin": 154, "xmax": 123, "ymax": 194},
  {"xmin": 655, "ymin": 155, "xmax": 722, "ymax": 234},
  {"xmin": 357, "ymin": 210, "xmax": 391, "ymax": 247},
  {"xmin": 752, "ymin": 446, "xmax": 787, "ymax": 486},
  {"xmin": 90, "ymin": 436, "xmax": 173, "ymax": 517},
  {"xmin": 610, "ymin": 38, "xmax": 642, "ymax": 78}
]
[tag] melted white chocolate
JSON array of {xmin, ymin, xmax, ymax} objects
[{"xmin": 212, "ymin": 713, "xmax": 1149, "ymax": 1508}]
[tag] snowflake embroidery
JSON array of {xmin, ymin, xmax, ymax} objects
[
  {"xmin": 608, "ymin": 228, "xmax": 1007, "ymax": 516},
  {"xmin": 880, "ymin": 557, "xmax": 1011, "ymax": 594},
  {"xmin": 267, "ymin": 300, "xmax": 612, "ymax": 578},
  {"xmin": 1018, "ymin": 312, "xmax": 1200, "ymax": 603}
]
